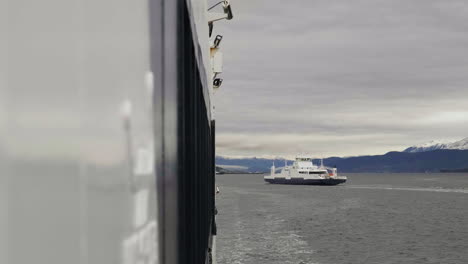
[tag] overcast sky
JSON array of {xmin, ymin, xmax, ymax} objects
[{"xmin": 211, "ymin": 0, "xmax": 468, "ymax": 158}]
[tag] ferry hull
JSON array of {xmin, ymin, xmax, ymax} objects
[{"xmin": 264, "ymin": 178, "xmax": 346, "ymax": 185}]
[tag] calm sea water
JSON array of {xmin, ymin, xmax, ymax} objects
[{"xmin": 215, "ymin": 173, "xmax": 468, "ymax": 264}]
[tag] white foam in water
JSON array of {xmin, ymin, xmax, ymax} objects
[{"xmin": 348, "ymin": 185, "xmax": 468, "ymax": 194}]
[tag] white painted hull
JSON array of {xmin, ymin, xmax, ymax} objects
[{"xmin": 264, "ymin": 176, "xmax": 347, "ymax": 185}]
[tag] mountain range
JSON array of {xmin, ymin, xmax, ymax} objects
[
  {"xmin": 404, "ymin": 137, "xmax": 468, "ymax": 153},
  {"xmin": 217, "ymin": 137, "xmax": 468, "ymax": 173}
]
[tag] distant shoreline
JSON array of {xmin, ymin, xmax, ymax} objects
[
  {"xmin": 217, "ymin": 172, "xmax": 265, "ymax": 175},
  {"xmin": 217, "ymin": 149, "xmax": 468, "ymax": 174},
  {"xmin": 440, "ymin": 168, "xmax": 468, "ymax": 173}
]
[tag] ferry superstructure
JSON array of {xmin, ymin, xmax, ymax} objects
[
  {"xmin": 264, "ymin": 157, "xmax": 347, "ymax": 185},
  {"xmin": 1, "ymin": 0, "xmax": 232, "ymax": 263}
]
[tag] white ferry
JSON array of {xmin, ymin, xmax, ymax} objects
[{"xmin": 264, "ymin": 157, "xmax": 347, "ymax": 185}]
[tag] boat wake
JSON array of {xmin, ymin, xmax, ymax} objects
[
  {"xmin": 347, "ymin": 185, "xmax": 468, "ymax": 194},
  {"xmin": 217, "ymin": 188, "xmax": 321, "ymax": 264}
]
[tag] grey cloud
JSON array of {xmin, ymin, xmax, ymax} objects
[{"xmin": 211, "ymin": 0, "xmax": 468, "ymax": 157}]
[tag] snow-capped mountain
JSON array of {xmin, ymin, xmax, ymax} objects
[
  {"xmin": 448, "ymin": 137, "xmax": 468, "ymax": 150},
  {"xmin": 403, "ymin": 140, "xmax": 450, "ymax": 153},
  {"xmin": 404, "ymin": 138, "xmax": 468, "ymax": 153}
]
